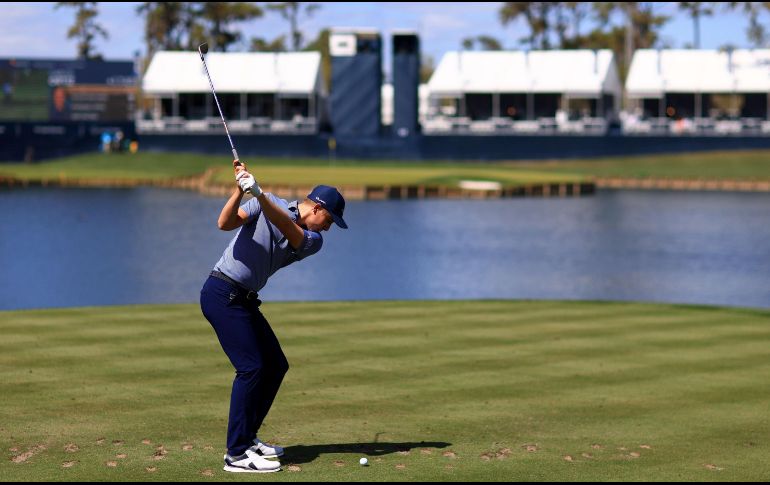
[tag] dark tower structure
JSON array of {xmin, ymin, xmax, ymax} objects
[
  {"xmin": 329, "ymin": 29, "xmax": 382, "ymax": 137},
  {"xmin": 392, "ymin": 32, "xmax": 420, "ymax": 137}
]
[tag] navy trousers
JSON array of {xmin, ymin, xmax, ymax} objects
[{"xmin": 200, "ymin": 276, "xmax": 289, "ymax": 456}]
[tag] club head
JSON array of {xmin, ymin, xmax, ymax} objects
[{"xmin": 198, "ymin": 43, "xmax": 208, "ymax": 59}]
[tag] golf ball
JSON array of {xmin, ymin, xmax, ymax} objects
[{"xmin": 359, "ymin": 457, "xmax": 368, "ymax": 466}]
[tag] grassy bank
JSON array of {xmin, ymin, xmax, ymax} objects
[
  {"xmin": 1, "ymin": 150, "xmax": 769, "ymax": 190},
  {"xmin": 1, "ymin": 300, "xmax": 769, "ymax": 481},
  {"xmin": 512, "ymin": 150, "xmax": 770, "ymax": 180}
]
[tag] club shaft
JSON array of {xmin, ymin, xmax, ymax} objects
[{"xmin": 199, "ymin": 53, "xmax": 239, "ymax": 161}]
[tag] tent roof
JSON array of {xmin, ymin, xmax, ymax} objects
[
  {"xmin": 626, "ymin": 49, "xmax": 770, "ymax": 96},
  {"xmin": 427, "ymin": 50, "xmax": 619, "ymax": 96},
  {"xmin": 142, "ymin": 51, "xmax": 322, "ymax": 94}
]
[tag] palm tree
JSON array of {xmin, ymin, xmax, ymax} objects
[
  {"xmin": 678, "ymin": 2, "xmax": 715, "ymax": 48},
  {"xmin": 267, "ymin": 2, "xmax": 321, "ymax": 51},
  {"xmin": 54, "ymin": 2, "xmax": 108, "ymax": 60}
]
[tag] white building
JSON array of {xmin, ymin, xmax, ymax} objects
[
  {"xmin": 138, "ymin": 51, "xmax": 325, "ymax": 134},
  {"xmin": 624, "ymin": 49, "xmax": 770, "ymax": 135},
  {"xmin": 423, "ymin": 49, "xmax": 621, "ymax": 134}
]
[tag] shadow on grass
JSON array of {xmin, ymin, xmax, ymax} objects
[{"xmin": 284, "ymin": 441, "xmax": 452, "ymax": 464}]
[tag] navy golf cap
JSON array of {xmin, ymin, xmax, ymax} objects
[{"xmin": 308, "ymin": 185, "xmax": 348, "ymax": 229}]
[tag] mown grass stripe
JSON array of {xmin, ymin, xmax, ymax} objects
[{"xmin": 2, "ymin": 301, "xmax": 769, "ymax": 481}]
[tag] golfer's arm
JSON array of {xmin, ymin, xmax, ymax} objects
[
  {"xmin": 255, "ymin": 193, "xmax": 305, "ymax": 249},
  {"xmin": 217, "ymin": 187, "xmax": 249, "ymax": 231}
]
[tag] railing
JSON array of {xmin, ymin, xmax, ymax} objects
[
  {"xmin": 136, "ymin": 117, "xmax": 318, "ymax": 134},
  {"xmin": 621, "ymin": 116, "xmax": 770, "ymax": 136},
  {"xmin": 422, "ymin": 116, "xmax": 608, "ymax": 135}
]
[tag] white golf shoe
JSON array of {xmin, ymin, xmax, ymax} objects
[
  {"xmin": 251, "ymin": 437, "xmax": 284, "ymax": 457},
  {"xmin": 223, "ymin": 449, "xmax": 281, "ymax": 473}
]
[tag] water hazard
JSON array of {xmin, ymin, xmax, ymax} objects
[{"xmin": 1, "ymin": 187, "xmax": 768, "ymax": 310}]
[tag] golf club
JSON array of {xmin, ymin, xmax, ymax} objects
[{"xmin": 197, "ymin": 42, "xmax": 240, "ymax": 164}]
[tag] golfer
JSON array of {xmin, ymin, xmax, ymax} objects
[{"xmin": 200, "ymin": 161, "xmax": 348, "ymax": 473}]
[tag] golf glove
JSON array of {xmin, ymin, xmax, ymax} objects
[{"xmin": 236, "ymin": 170, "xmax": 262, "ymax": 195}]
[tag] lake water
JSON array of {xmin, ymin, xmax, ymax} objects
[{"xmin": 1, "ymin": 187, "xmax": 768, "ymax": 310}]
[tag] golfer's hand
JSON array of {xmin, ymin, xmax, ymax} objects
[
  {"xmin": 236, "ymin": 170, "xmax": 256, "ymax": 193},
  {"xmin": 234, "ymin": 160, "xmax": 251, "ymax": 185},
  {"xmin": 233, "ymin": 159, "xmax": 248, "ymax": 179}
]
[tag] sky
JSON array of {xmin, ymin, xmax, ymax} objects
[{"xmin": 0, "ymin": 2, "xmax": 760, "ymax": 75}]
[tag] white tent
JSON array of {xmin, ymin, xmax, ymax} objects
[
  {"xmin": 626, "ymin": 49, "xmax": 770, "ymax": 97},
  {"xmin": 138, "ymin": 51, "xmax": 324, "ymax": 133},
  {"xmin": 142, "ymin": 51, "xmax": 324, "ymax": 95},
  {"xmin": 428, "ymin": 50, "xmax": 621, "ymax": 98}
]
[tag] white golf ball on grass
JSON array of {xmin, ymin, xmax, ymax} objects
[{"xmin": 359, "ymin": 457, "xmax": 368, "ymax": 466}]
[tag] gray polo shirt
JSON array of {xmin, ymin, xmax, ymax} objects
[{"xmin": 213, "ymin": 193, "xmax": 323, "ymax": 292}]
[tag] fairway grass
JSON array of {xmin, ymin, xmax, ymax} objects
[
  {"xmin": 2, "ymin": 150, "xmax": 770, "ymax": 190},
  {"xmin": 1, "ymin": 300, "xmax": 769, "ymax": 481}
]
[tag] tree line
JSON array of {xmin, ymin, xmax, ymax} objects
[
  {"xmin": 482, "ymin": 2, "xmax": 770, "ymax": 78},
  {"xmin": 56, "ymin": 2, "xmax": 770, "ymax": 83},
  {"xmin": 55, "ymin": 2, "xmax": 323, "ymax": 58},
  {"xmin": 56, "ymin": 2, "xmax": 329, "ymax": 84}
]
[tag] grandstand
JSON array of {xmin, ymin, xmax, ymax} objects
[
  {"xmin": 624, "ymin": 49, "xmax": 770, "ymax": 136},
  {"xmin": 423, "ymin": 49, "xmax": 621, "ymax": 135},
  {"xmin": 138, "ymin": 51, "xmax": 325, "ymax": 135},
  {"xmin": 6, "ymin": 34, "xmax": 770, "ymax": 162}
]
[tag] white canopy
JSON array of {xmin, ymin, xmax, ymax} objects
[
  {"xmin": 142, "ymin": 51, "xmax": 323, "ymax": 95},
  {"xmin": 626, "ymin": 49, "xmax": 770, "ymax": 97},
  {"xmin": 427, "ymin": 49, "xmax": 621, "ymax": 98}
]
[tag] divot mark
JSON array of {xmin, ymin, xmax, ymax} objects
[
  {"xmin": 153, "ymin": 445, "xmax": 168, "ymax": 461},
  {"xmin": 11, "ymin": 445, "xmax": 46, "ymax": 463}
]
